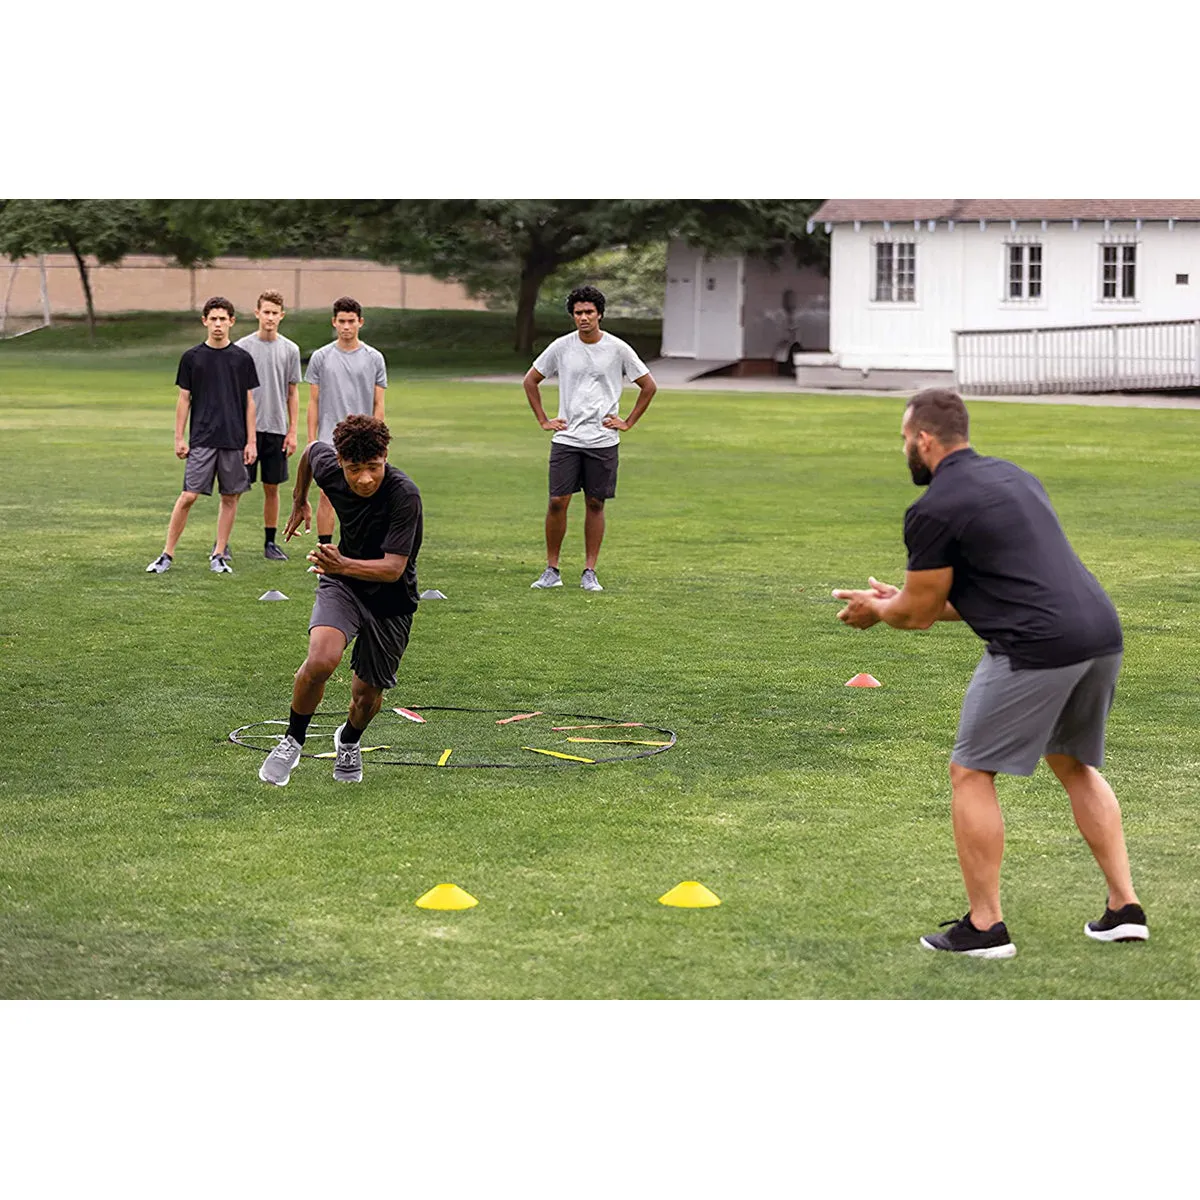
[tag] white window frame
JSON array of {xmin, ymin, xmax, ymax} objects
[
  {"xmin": 1099, "ymin": 240, "xmax": 1139, "ymax": 303},
  {"xmin": 871, "ymin": 239, "xmax": 917, "ymax": 304},
  {"xmin": 1004, "ymin": 240, "xmax": 1044, "ymax": 304}
]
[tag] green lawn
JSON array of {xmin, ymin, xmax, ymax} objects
[{"xmin": 2, "ymin": 320, "xmax": 1199, "ymax": 998}]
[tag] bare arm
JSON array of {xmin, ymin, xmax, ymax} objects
[
  {"xmin": 243, "ymin": 392, "xmax": 257, "ymax": 465},
  {"xmin": 524, "ymin": 367, "xmax": 566, "ymax": 430},
  {"xmin": 604, "ymin": 372, "xmax": 657, "ymax": 432},
  {"xmin": 175, "ymin": 389, "xmax": 191, "ymax": 458},
  {"xmin": 284, "ymin": 444, "xmax": 317, "ymax": 538},
  {"xmin": 307, "ymin": 383, "xmax": 319, "ymax": 444},
  {"xmin": 833, "ymin": 568, "xmax": 956, "ymax": 630},
  {"xmin": 373, "ymin": 385, "xmax": 386, "ymax": 421},
  {"xmin": 284, "ymin": 382, "xmax": 299, "ymax": 455},
  {"xmin": 307, "ymin": 546, "xmax": 408, "ymax": 584}
]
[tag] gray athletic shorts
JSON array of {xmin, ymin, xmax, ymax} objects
[
  {"xmin": 952, "ymin": 651, "xmax": 1122, "ymax": 776},
  {"xmin": 183, "ymin": 447, "xmax": 250, "ymax": 496},
  {"xmin": 309, "ymin": 575, "xmax": 414, "ymax": 690},
  {"xmin": 549, "ymin": 443, "xmax": 619, "ymax": 499}
]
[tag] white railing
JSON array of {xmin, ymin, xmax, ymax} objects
[{"xmin": 954, "ymin": 318, "xmax": 1200, "ymax": 395}]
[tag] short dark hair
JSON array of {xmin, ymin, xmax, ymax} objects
[
  {"xmin": 202, "ymin": 296, "xmax": 235, "ymax": 319},
  {"xmin": 566, "ymin": 286, "xmax": 606, "ymax": 317},
  {"xmin": 333, "ymin": 414, "xmax": 390, "ymax": 463},
  {"xmin": 906, "ymin": 388, "xmax": 969, "ymax": 444},
  {"xmin": 332, "ymin": 296, "xmax": 362, "ymax": 318}
]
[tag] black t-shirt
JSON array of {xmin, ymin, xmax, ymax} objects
[
  {"xmin": 309, "ymin": 441, "xmax": 422, "ymax": 617},
  {"xmin": 175, "ymin": 343, "xmax": 260, "ymax": 449},
  {"xmin": 904, "ymin": 448, "xmax": 1123, "ymax": 668}
]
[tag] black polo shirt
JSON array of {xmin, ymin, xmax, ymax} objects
[
  {"xmin": 904, "ymin": 448, "xmax": 1122, "ymax": 669},
  {"xmin": 309, "ymin": 441, "xmax": 422, "ymax": 617}
]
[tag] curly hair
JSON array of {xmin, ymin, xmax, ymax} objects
[
  {"xmin": 256, "ymin": 290, "xmax": 285, "ymax": 309},
  {"xmin": 332, "ymin": 296, "xmax": 362, "ymax": 318},
  {"xmin": 566, "ymin": 286, "xmax": 606, "ymax": 317},
  {"xmin": 202, "ymin": 296, "xmax": 235, "ymax": 319},
  {"xmin": 333, "ymin": 414, "xmax": 391, "ymax": 462}
]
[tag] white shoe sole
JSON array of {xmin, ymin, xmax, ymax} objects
[
  {"xmin": 1084, "ymin": 923, "xmax": 1149, "ymax": 942},
  {"xmin": 920, "ymin": 937, "xmax": 1017, "ymax": 958},
  {"xmin": 259, "ymin": 762, "xmax": 292, "ymax": 787},
  {"xmin": 531, "ymin": 580, "xmax": 563, "ymax": 589}
]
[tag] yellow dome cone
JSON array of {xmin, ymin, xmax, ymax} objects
[
  {"xmin": 415, "ymin": 883, "xmax": 478, "ymax": 910},
  {"xmin": 658, "ymin": 881, "xmax": 721, "ymax": 908}
]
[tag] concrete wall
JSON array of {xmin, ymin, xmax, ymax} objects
[
  {"xmin": 829, "ymin": 221, "xmax": 1200, "ymax": 370},
  {"xmin": 0, "ymin": 254, "xmax": 486, "ymax": 318}
]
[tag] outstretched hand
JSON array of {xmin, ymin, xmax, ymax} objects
[
  {"xmin": 284, "ymin": 501, "xmax": 311, "ymax": 541},
  {"xmin": 306, "ymin": 542, "xmax": 347, "ymax": 576},
  {"xmin": 831, "ymin": 577, "xmax": 892, "ymax": 629}
]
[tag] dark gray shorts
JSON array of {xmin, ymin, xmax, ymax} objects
[
  {"xmin": 309, "ymin": 575, "xmax": 414, "ymax": 690},
  {"xmin": 549, "ymin": 442, "xmax": 619, "ymax": 499},
  {"xmin": 183, "ymin": 446, "xmax": 250, "ymax": 496},
  {"xmin": 952, "ymin": 651, "xmax": 1122, "ymax": 776}
]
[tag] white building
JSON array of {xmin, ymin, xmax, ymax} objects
[
  {"xmin": 810, "ymin": 200, "xmax": 1200, "ymax": 393},
  {"xmin": 660, "ymin": 238, "xmax": 829, "ymax": 376}
]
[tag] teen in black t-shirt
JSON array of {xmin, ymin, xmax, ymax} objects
[
  {"xmin": 145, "ymin": 297, "xmax": 259, "ymax": 575},
  {"xmin": 258, "ymin": 415, "xmax": 423, "ymax": 787},
  {"xmin": 833, "ymin": 389, "xmax": 1145, "ymax": 958}
]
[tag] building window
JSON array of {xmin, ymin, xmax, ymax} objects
[
  {"xmin": 1007, "ymin": 243, "xmax": 1043, "ymax": 299},
  {"xmin": 1101, "ymin": 243, "xmax": 1137, "ymax": 300},
  {"xmin": 1176, "ymin": 273, "xmax": 1189, "ymax": 285},
  {"xmin": 874, "ymin": 242, "xmax": 915, "ymax": 302}
]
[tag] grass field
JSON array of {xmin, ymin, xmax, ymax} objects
[{"xmin": 2, "ymin": 314, "xmax": 1199, "ymax": 999}]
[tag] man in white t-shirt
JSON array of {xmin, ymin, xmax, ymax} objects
[{"xmin": 523, "ymin": 286, "xmax": 656, "ymax": 592}]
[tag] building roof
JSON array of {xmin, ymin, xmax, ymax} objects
[{"xmin": 811, "ymin": 199, "xmax": 1200, "ymax": 223}]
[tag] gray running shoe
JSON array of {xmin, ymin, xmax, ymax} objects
[
  {"xmin": 209, "ymin": 554, "xmax": 233, "ymax": 574},
  {"xmin": 211, "ymin": 542, "xmax": 232, "ymax": 561},
  {"xmin": 333, "ymin": 723, "xmax": 363, "ymax": 783},
  {"xmin": 264, "ymin": 542, "xmax": 289, "ymax": 561},
  {"xmin": 259, "ymin": 734, "xmax": 303, "ymax": 786},
  {"xmin": 146, "ymin": 553, "xmax": 172, "ymax": 574},
  {"xmin": 580, "ymin": 568, "xmax": 604, "ymax": 592},
  {"xmin": 531, "ymin": 566, "xmax": 563, "ymax": 589}
]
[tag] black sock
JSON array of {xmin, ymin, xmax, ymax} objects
[
  {"xmin": 287, "ymin": 708, "xmax": 313, "ymax": 745},
  {"xmin": 265, "ymin": 526, "xmax": 276, "ymax": 545},
  {"xmin": 340, "ymin": 719, "xmax": 364, "ymax": 745},
  {"xmin": 318, "ymin": 534, "xmax": 333, "ymax": 545}
]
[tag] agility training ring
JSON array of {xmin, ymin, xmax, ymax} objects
[{"xmin": 229, "ymin": 705, "xmax": 677, "ymax": 768}]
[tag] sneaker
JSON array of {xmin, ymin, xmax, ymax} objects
[
  {"xmin": 264, "ymin": 542, "xmax": 289, "ymax": 561},
  {"xmin": 1085, "ymin": 902, "xmax": 1149, "ymax": 942},
  {"xmin": 259, "ymin": 734, "xmax": 303, "ymax": 786},
  {"xmin": 531, "ymin": 566, "xmax": 563, "ymax": 589},
  {"xmin": 332, "ymin": 723, "xmax": 363, "ymax": 783},
  {"xmin": 920, "ymin": 913, "xmax": 1017, "ymax": 959},
  {"xmin": 209, "ymin": 554, "xmax": 233, "ymax": 574},
  {"xmin": 146, "ymin": 553, "xmax": 172, "ymax": 574},
  {"xmin": 580, "ymin": 568, "xmax": 604, "ymax": 592},
  {"xmin": 211, "ymin": 542, "xmax": 232, "ymax": 561}
]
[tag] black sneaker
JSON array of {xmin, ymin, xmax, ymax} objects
[
  {"xmin": 920, "ymin": 913, "xmax": 1017, "ymax": 959},
  {"xmin": 264, "ymin": 542, "xmax": 289, "ymax": 561},
  {"xmin": 1085, "ymin": 903, "xmax": 1149, "ymax": 943}
]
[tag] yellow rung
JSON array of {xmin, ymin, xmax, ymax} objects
[
  {"xmin": 437, "ymin": 748, "xmax": 453, "ymax": 766},
  {"xmin": 522, "ymin": 747, "xmax": 596, "ymax": 763}
]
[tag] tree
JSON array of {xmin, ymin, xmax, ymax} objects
[
  {"xmin": 0, "ymin": 199, "xmax": 150, "ymax": 338},
  {"xmin": 348, "ymin": 200, "xmax": 829, "ymax": 354}
]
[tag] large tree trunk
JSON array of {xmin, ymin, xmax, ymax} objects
[
  {"xmin": 514, "ymin": 261, "xmax": 552, "ymax": 355},
  {"xmin": 66, "ymin": 237, "xmax": 96, "ymax": 340}
]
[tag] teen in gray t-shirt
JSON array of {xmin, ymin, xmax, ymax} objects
[
  {"xmin": 305, "ymin": 342, "xmax": 388, "ymax": 443},
  {"xmin": 235, "ymin": 333, "xmax": 302, "ymax": 434}
]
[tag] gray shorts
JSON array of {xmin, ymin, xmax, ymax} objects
[
  {"xmin": 952, "ymin": 651, "xmax": 1122, "ymax": 776},
  {"xmin": 183, "ymin": 447, "xmax": 250, "ymax": 496},
  {"xmin": 549, "ymin": 443, "xmax": 619, "ymax": 499},
  {"xmin": 309, "ymin": 575, "xmax": 414, "ymax": 690}
]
